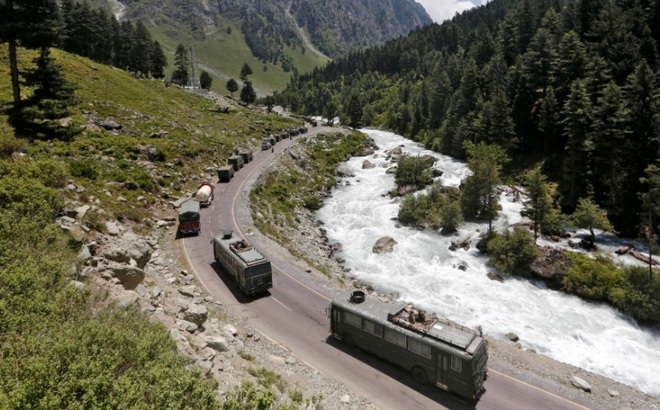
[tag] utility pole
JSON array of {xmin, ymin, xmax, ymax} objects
[{"xmin": 189, "ymin": 45, "xmax": 196, "ymax": 88}]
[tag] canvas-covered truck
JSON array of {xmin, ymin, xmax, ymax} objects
[
  {"xmin": 178, "ymin": 200, "xmax": 201, "ymax": 236},
  {"xmin": 228, "ymin": 154, "xmax": 244, "ymax": 171},
  {"xmin": 217, "ymin": 165, "xmax": 235, "ymax": 182},
  {"xmin": 194, "ymin": 182, "xmax": 214, "ymax": 206}
]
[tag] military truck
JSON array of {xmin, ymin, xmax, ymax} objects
[{"xmin": 178, "ymin": 200, "xmax": 201, "ymax": 236}]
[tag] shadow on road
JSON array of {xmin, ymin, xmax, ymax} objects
[{"xmin": 323, "ymin": 335, "xmax": 479, "ymax": 410}]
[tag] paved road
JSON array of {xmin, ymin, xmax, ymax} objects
[{"xmin": 180, "ymin": 128, "xmax": 595, "ymax": 410}]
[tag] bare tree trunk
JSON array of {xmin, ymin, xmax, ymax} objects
[{"xmin": 8, "ymin": 38, "xmax": 21, "ymax": 105}]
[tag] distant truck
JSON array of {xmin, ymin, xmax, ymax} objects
[
  {"xmin": 239, "ymin": 150, "xmax": 253, "ymax": 164},
  {"xmin": 261, "ymin": 139, "xmax": 271, "ymax": 150},
  {"xmin": 194, "ymin": 182, "xmax": 214, "ymax": 206},
  {"xmin": 217, "ymin": 165, "xmax": 235, "ymax": 182},
  {"xmin": 178, "ymin": 200, "xmax": 201, "ymax": 236},
  {"xmin": 228, "ymin": 154, "xmax": 244, "ymax": 171}
]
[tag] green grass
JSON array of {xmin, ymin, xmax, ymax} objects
[{"xmin": 149, "ymin": 16, "xmax": 329, "ymax": 96}]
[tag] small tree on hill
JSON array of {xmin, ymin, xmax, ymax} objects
[
  {"xmin": 571, "ymin": 197, "xmax": 613, "ymax": 249},
  {"xmin": 199, "ymin": 71, "xmax": 212, "ymax": 90},
  {"xmin": 226, "ymin": 78, "xmax": 238, "ymax": 97},
  {"xmin": 240, "ymin": 81, "xmax": 256, "ymax": 104},
  {"xmin": 240, "ymin": 63, "xmax": 253, "ymax": 81},
  {"xmin": 10, "ymin": 47, "xmax": 77, "ymax": 140},
  {"xmin": 150, "ymin": 40, "xmax": 167, "ymax": 79}
]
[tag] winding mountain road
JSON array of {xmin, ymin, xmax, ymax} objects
[{"xmin": 179, "ymin": 127, "xmax": 595, "ymax": 410}]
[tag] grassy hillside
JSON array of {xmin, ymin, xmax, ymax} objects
[
  {"xmin": 0, "ymin": 46, "xmax": 302, "ymax": 407},
  {"xmin": 1, "ymin": 45, "xmax": 301, "ymax": 220},
  {"xmin": 149, "ymin": 16, "xmax": 329, "ymax": 96}
]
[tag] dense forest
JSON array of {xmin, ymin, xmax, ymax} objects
[{"xmin": 275, "ymin": 0, "xmax": 660, "ymax": 238}]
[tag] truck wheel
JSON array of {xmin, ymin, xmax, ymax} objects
[{"xmin": 411, "ymin": 366, "xmax": 428, "ymax": 385}]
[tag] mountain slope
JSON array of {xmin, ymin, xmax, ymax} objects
[{"xmin": 97, "ymin": 0, "xmax": 431, "ymax": 93}]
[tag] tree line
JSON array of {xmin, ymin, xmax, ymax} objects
[{"xmin": 274, "ymin": 0, "xmax": 660, "ymax": 241}]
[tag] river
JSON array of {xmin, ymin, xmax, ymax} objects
[{"xmin": 316, "ymin": 129, "xmax": 660, "ymax": 396}]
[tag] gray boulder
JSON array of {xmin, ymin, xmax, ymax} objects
[
  {"xmin": 115, "ymin": 290, "xmax": 139, "ymax": 308},
  {"xmin": 103, "ymin": 263, "xmax": 145, "ymax": 290},
  {"xmin": 204, "ymin": 336, "xmax": 230, "ymax": 352},
  {"xmin": 122, "ymin": 232, "xmax": 153, "ymax": 269},
  {"xmin": 571, "ymin": 375, "xmax": 592, "ymax": 393},
  {"xmin": 104, "ymin": 247, "xmax": 131, "ymax": 264},
  {"xmin": 183, "ymin": 303, "xmax": 208, "ymax": 326},
  {"xmin": 373, "ymin": 236, "xmax": 397, "ymax": 254},
  {"xmin": 362, "ymin": 160, "xmax": 376, "ymax": 169}
]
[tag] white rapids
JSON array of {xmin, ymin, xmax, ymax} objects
[{"xmin": 317, "ymin": 128, "xmax": 660, "ymax": 396}]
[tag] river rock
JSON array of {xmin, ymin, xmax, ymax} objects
[
  {"xmin": 373, "ymin": 236, "xmax": 397, "ymax": 254},
  {"xmin": 571, "ymin": 375, "xmax": 592, "ymax": 392}
]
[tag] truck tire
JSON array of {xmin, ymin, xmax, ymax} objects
[{"xmin": 411, "ymin": 366, "xmax": 428, "ymax": 385}]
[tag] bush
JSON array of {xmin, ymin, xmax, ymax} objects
[
  {"xmin": 394, "ymin": 154, "xmax": 433, "ymax": 189},
  {"xmin": 487, "ymin": 227, "xmax": 538, "ymax": 277},
  {"xmin": 397, "ymin": 185, "xmax": 460, "ymax": 230},
  {"xmin": 441, "ymin": 201, "xmax": 463, "ymax": 233},
  {"xmin": 563, "ymin": 253, "xmax": 621, "ymax": 300},
  {"xmin": 609, "ymin": 265, "xmax": 660, "ymax": 322},
  {"xmin": 69, "ymin": 158, "xmax": 98, "ymax": 180}
]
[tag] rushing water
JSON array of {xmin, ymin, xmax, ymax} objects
[{"xmin": 316, "ymin": 129, "xmax": 660, "ymax": 396}]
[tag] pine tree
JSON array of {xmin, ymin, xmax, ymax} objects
[
  {"xmin": 172, "ymin": 44, "xmax": 189, "ymax": 86},
  {"xmin": 347, "ymin": 94, "xmax": 363, "ymax": 129},
  {"xmin": 0, "ymin": 0, "xmax": 63, "ymax": 106},
  {"xmin": 150, "ymin": 41, "xmax": 167, "ymax": 79},
  {"xmin": 240, "ymin": 81, "xmax": 256, "ymax": 104},
  {"xmin": 560, "ymin": 79, "xmax": 593, "ymax": 209},
  {"xmin": 199, "ymin": 71, "xmax": 212, "ymax": 90},
  {"xmin": 551, "ymin": 31, "xmax": 589, "ymax": 104},
  {"xmin": 460, "ymin": 141, "xmax": 510, "ymax": 235},
  {"xmin": 129, "ymin": 20, "xmax": 153, "ymax": 76},
  {"xmin": 589, "ymin": 81, "xmax": 630, "ymax": 219},
  {"xmin": 10, "ymin": 48, "xmax": 77, "ymax": 140},
  {"xmin": 571, "ymin": 197, "xmax": 612, "ymax": 248},
  {"xmin": 240, "ymin": 63, "xmax": 253, "ymax": 82},
  {"xmin": 226, "ymin": 78, "xmax": 239, "ymax": 97},
  {"xmin": 523, "ymin": 167, "xmax": 554, "ymax": 243},
  {"xmin": 618, "ymin": 61, "xmax": 660, "ymax": 233}
]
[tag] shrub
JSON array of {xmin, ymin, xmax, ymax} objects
[
  {"xmin": 563, "ymin": 253, "xmax": 621, "ymax": 300},
  {"xmin": 441, "ymin": 201, "xmax": 463, "ymax": 233},
  {"xmin": 394, "ymin": 154, "xmax": 433, "ymax": 189},
  {"xmin": 487, "ymin": 227, "xmax": 538, "ymax": 277},
  {"xmin": 609, "ymin": 265, "xmax": 660, "ymax": 322}
]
